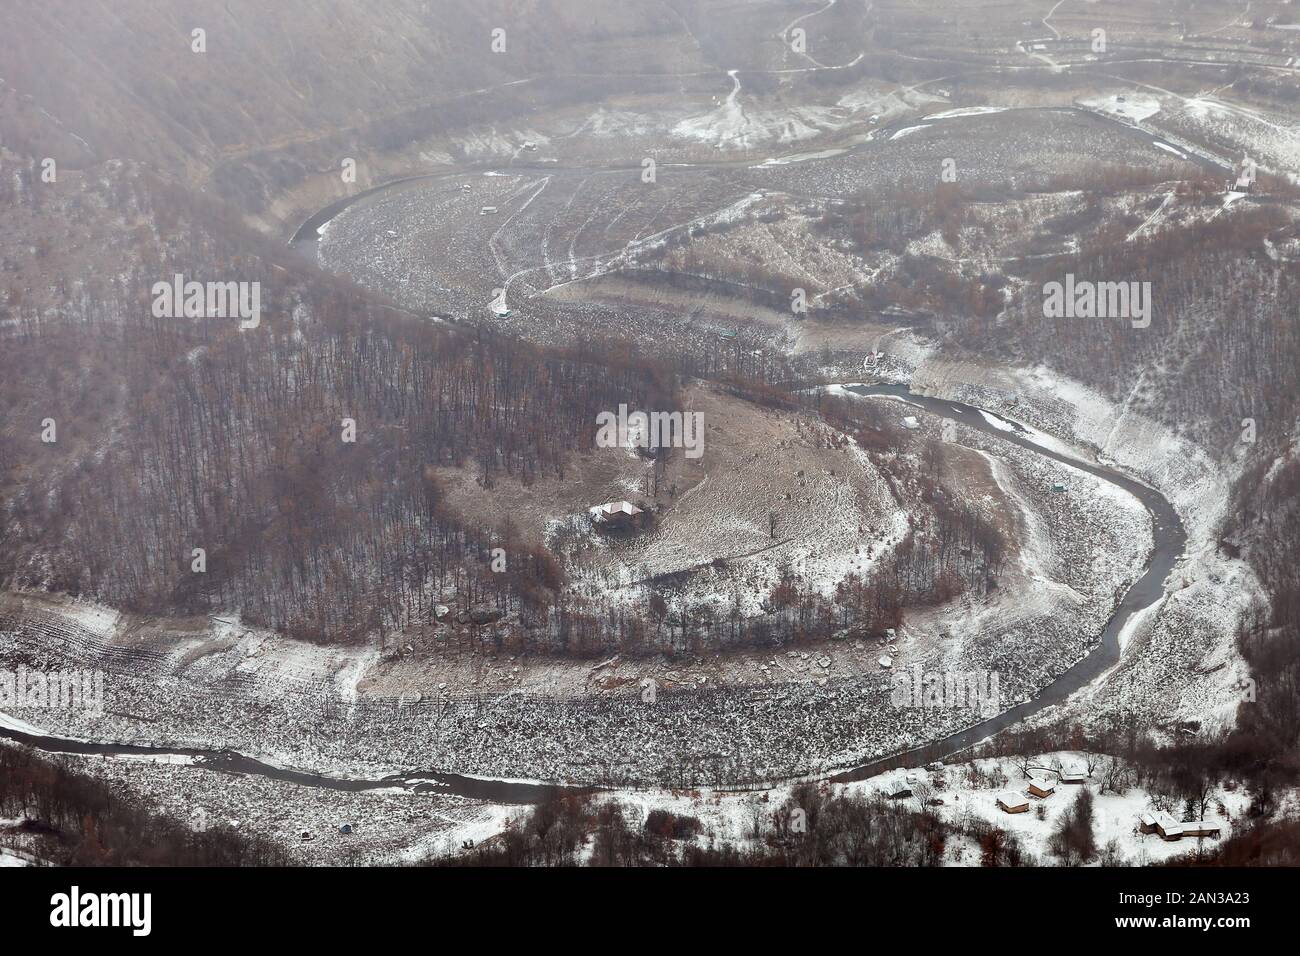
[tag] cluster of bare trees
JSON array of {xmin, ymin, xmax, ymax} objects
[
  {"xmin": 1223, "ymin": 454, "xmax": 1300, "ymax": 785},
  {"xmin": 0, "ymin": 180, "xmax": 669, "ymax": 643},
  {"xmin": 884, "ymin": 504, "xmax": 1007, "ymax": 604},
  {"xmin": 0, "ymin": 748, "xmax": 291, "ymax": 866},
  {"xmin": 827, "ymin": 392, "xmax": 1009, "ymax": 601},
  {"xmin": 981, "ymin": 206, "xmax": 1300, "ymax": 456},
  {"xmin": 442, "ymin": 783, "xmax": 951, "ymax": 867},
  {"xmin": 1048, "ymin": 787, "xmax": 1098, "ymax": 865}
]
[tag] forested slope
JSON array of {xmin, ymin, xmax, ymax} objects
[{"xmin": 0, "ymin": 162, "xmax": 671, "ymax": 643}]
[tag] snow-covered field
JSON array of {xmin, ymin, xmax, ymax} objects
[{"xmin": 454, "ymin": 750, "xmax": 1261, "ymax": 866}]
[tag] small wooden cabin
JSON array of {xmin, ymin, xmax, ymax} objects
[
  {"xmin": 1028, "ymin": 778, "xmax": 1056, "ymax": 798},
  {"xmin": 997, "ymin": 792, "xmax": 1030, "ymax": 814}
]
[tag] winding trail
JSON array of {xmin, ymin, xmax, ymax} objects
[{"xmin": 1042, "ymin": 0, "xmax": 1066, "ymax": 41}]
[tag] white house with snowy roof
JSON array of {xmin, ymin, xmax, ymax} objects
[{"xmin": 588, "ymin": 500, "xmax": 644, "ymax": 531}]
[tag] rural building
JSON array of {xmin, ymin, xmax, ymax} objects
[
  {"xmin": 588, "ymin": 500, "xmax": 644, "ymax": 531},
  {"xmin": 479, "ymin": 205, "xmax": 497, "ymax": 215},
  {"xmin": 1028, "ymin": 778, "xmax": 1056, "ymax": 798},
  {"xmin": 902, "ymin": 416, "xmax": 920, "ymax": 430},
  {"xmin": 885, "ymin": 780, "xmax": 912, "ymax": 799},
  {"xmin": 1140, "ymin": 811, "xmax": 1220, "ymax": 841},
  {"xmin": 997, "ymin": 792, "xmax": 1030, "ymax": 814},
  {"xmin": 1060, "ymin": 769, "xmax": 1087, "ymax": 784},
  {"xmin": 1228, "ymin": 154, "xmax": 1256, "ymax": 193},
  {"xmin": 1152, "ymin": 811, "xmax": 1184, "ymax": 841}
]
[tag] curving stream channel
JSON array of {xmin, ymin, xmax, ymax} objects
[
  {"xmin": 830, "ymin": 385, "xmax": 1185, "ymax": 783},
  {"xmin": 0, "ymin": 385, "xmax": 1185, "ymax": 802}
]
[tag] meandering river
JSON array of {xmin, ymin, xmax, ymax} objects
[
  {"xmin": 2, "ymin": 103, "xmax": 1197, "ymax": 800},
  {"xmin": 0, "ymin": 384, "xmax": 1184, "ymax": 801}
]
